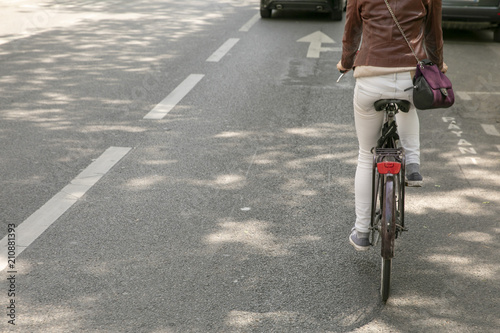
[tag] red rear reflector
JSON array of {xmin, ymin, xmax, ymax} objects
[{"xmin": 377, "ymin": 162, "xmax": 401, "ymax": 174}]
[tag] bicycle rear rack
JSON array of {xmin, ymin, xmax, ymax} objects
[
  {"xmin": 371, "ymin": 147, "xmax": 407, "ymax": 243},
  {"xmin": 373, "ymin": 148, "xmax": 405, "ymax": 164}
]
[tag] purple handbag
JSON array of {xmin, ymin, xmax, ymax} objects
[
  {"xmin": 413, "ymin": 59, "xmax": 454, "ymax": 109},
  {"xmin": 384, "ymin": 0, "xmax": 454, "ymax": 110}
]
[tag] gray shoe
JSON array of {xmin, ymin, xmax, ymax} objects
[
  {"xmin": 406, "ymin": 172, "xmax": 423, "ymax": 187},
  {"xmin": 349, "ymin": 228, "xmax": 370, "ymax": 251},
  {"xmin": 406, "ymin": 163, "xmax": 423, "ymax": 187}
]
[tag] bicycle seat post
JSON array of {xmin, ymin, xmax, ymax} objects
[{"xmin": 386, "ymin": 105, "xmax": 397, "ymax": 125}]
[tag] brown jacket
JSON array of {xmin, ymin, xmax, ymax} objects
[{"xmin": 341, "ymin": 0, "xmax": 444, "ymax": 70}]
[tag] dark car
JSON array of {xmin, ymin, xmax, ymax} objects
[
  {"xmin": 442, "ymin": 0, "xmax": 500, "ymax": 42},
  {"xmin": 260, "ymin": 0, "xmax": 346, "ymax": 21}
]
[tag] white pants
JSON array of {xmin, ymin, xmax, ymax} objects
[{"xmin": 353, "ymin": 72, "xmax": 420, "ymax": 233}]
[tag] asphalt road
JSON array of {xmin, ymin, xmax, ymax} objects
[{"xmin": 0, "ymin": 1, "xmax": 499, "ymax": 332}]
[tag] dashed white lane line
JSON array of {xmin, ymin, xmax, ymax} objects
[
  {"xmin": 0, "ymin": 146, "xmax": 131, "ymax": 271},
  {"xmin": 239, "ymin": 13, "xmax": 259, "ymax": 32},
  {"xmin": 206, "ymin": 38, "xmax": 240, "ymax": 62},
  {"xmin": 481, "ymin": 124, "xmax": 500, "ymax": 137},
  {"xmin": 143, "ymin": 74, "xmax": 205, "ymax": 120}
]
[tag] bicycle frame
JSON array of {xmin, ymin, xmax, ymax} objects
[
  {"xmin": 369, "ymin": 101, "xmax": 410, "ymax": 302},
  {"xmin": 370, "ymin": 111, "xmax": 406, "ymax": 259}
]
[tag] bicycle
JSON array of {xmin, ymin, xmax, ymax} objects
[{"xmin": 370, "ymin": 99, "xmax": 410, "ymax": 302}]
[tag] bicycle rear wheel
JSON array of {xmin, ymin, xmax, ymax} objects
[
  {"xmin": 380, "ymin": 176, "xmax": 396, "ymax": 302},
  {"xmin": 381, "ymin": 258, "xmax": 392, "ymax": 302}
]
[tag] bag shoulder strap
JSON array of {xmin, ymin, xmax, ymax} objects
[{"xmin": 383, "ymin": 0, "xmax": 421, "ymax": 64}]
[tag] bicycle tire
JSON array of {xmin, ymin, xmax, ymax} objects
[
  {"xmin": 380, "ymin": 176, "xmax": 396, "ymax": 301},
  {"xmin": 381, "ymin": 177, "xmax": 396, "ymax": 258},
  {"xmin": 381, "ymin": 258, "xmax": 392, "ymax": 302}
]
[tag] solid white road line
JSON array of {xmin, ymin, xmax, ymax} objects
[
  {"xmin": 239, "ymin": 13, "xmax": 259, "ymax": 32},
  {"xmin": 0, "ymin": 146, "xmax": 131, "ymax": 271},
  {"xmin": 481, "ymin": 124, "xmax": 500, "ymax": 137},
  {"xmin": 206, "ymin": 38, "xmax": 239, "ymax": 62},
  {"xmin": 143, "ymin": 74, "xmax": 205, "ymax": 120}
]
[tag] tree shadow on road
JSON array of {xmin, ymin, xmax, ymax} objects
[{"xmin": 1, "ymin": 1, "xmax": 499, "ymax": 332}]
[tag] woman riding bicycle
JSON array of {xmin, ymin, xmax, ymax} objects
[{"xmin": 337, "ymin": 0, "xmax": 447, "ymax": 251}]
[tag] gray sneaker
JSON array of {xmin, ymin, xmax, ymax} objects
[
  {"xmin": 406, "ymin": 172, "xmax": 423, "ymax": 187},
  {"xmin": 349, "ymin": 228, "xmax": 370, "ymax": 251},
  {"xmin": 406, "ymin": 163, "xmax": 423, "ymax": 187}
]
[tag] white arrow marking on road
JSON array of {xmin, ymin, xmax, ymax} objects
[{"xmin": 297, "ymin": 31, "xmax": 339, "ymax": 58}]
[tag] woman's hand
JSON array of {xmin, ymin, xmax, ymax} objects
[
  {"xmin": 441, "ymin": 62, "xmax": 448, "ymax": 74},
  {"xmin": 337, "ymin": 60, "xmax": 350, "ymax": 73}
]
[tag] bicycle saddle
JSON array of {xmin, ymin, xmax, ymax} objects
[{"xmin": 374, "ymin": 99, "xmax": 411, "ymax": 113}]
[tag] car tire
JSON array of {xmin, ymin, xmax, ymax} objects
[
  {"xmin": 494, "ymin": 26, "xmax": 500, "ymax": 43},
  {"xmin": 330, "ymin": 0, "xmax": 344, "ymax": 21},
  {"xmin": 260, "ymin": 9, "xmax": 272, "ymax": 18},
  {"xmin": 330, "ymin": 9, "xmax": 343, "ymax": 21}
]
